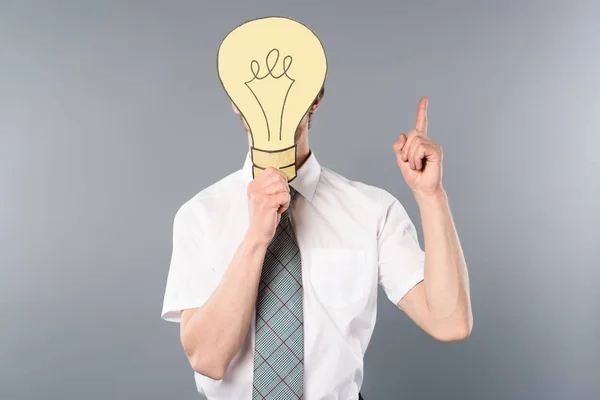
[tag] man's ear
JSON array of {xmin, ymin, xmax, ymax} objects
[
  {"xmin": 310, "ymin": 87, "xmax": 325, "ymax": 113},
  {"xmin": 231, "ymin": 102, "xmax": 240, "ymax": 115}
]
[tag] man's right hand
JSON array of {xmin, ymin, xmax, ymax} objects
[
  {"xmin": 246, "ymin": 167, "xmax": 291, "ymax": 246},
  {"xmin": 180, "ymin": 167, "xmax": 291, "ymax": 380}
]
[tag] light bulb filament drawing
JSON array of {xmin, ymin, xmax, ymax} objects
[{"xmin": 244, "ymin": 49, "xmax": 295, "ymax": 142}]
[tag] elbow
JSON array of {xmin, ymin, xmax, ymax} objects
[
  {"xmin": 432, "ymin": 314, "xmax": 473, "ymax": 342},
  {"xmin": 189, "ymin": 353, "xmax": 229, "ymax": 381},
  {"xmin": 437, "ymin": 324, "xmax": 471, "ymax": 342},
  {"xmin": 180, "ymin": 310, "xmax": 231, "ymax": 380},
  {"xmin": 182, "ymin": 337, "xmax": 229, "ymax": 380}
]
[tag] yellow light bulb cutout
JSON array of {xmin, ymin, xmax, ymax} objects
[{"xmin": 217, "ymin": 16, "xmax": 327, "ymax": 181}]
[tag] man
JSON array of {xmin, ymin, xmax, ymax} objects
[{"xmin": 161, "ymin": 87, "xmax": 473, "ymax": 399}]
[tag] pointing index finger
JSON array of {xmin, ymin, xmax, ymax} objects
[{"xmin": 415, "ymin": 96, "xmax": 428, "ymax": 135}]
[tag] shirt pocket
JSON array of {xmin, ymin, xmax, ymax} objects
[{"xmin": 307, "ymin": 248, "xmax": 369, "ymax": 309}]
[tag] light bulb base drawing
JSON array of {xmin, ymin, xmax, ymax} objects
[{"xmin": 251, "ymin": 145, "xmax": 297, "ymax": 181}]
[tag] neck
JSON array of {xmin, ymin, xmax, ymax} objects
[{"xmin": 295, "ymin": 133, "xmax": 310, "ymax": 170}]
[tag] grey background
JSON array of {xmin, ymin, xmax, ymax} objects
[{"xmin": 1, "ymin": 0, "xmax": 599, "ymax": 399}]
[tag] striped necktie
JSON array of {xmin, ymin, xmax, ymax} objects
[{"xmin": 253, "ymin": 187, "xmax": 304, "ymax": 399}]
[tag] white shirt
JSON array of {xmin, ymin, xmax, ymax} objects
[{"xmin": 161, "ymin": 151, "xmax": 425, "ymax": 400}]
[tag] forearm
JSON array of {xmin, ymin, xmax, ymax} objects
[
  {"xmin": 181, "ymin": 232, "xmax": 267, "ymax": 378},
  {"xmin": 415, "ymin": 189, "xmax": 471, "ymax": 322}
]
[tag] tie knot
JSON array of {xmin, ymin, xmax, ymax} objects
[{"xmin": 279, "ymin": 187, "xmax": 297, "ymax": 227}]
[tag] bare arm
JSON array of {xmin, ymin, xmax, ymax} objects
[
  {"xmin": 180, "ymin": 234, "xmax": 267, "ymax": 380},
  {"xmin": 179, "ymin": 167, "xmax": 290, "ymax": 380},
  {"xmin": 398, "ymin": 190, "xmax": 472, "ymax": 341}
]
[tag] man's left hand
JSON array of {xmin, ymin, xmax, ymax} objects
[{"xmin": 392, "ymin": 96, "xmax": 444, "ymax": 196}]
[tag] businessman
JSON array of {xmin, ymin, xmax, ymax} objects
[{"xmin": 161, "ymin": 87, "xmax": 473, "ymax": 399}]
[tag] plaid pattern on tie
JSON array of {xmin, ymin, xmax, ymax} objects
[{"xmin": 253, "ymin": 187, "xmax": 304, "ymax": 399}]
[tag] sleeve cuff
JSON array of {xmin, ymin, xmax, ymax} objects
[
  {"xmin": 384, "ymin": 267, "xmax": 425, "ymax": 308},
  {"xmin": 161, "ymin": 297, "xmax": 210, "ymax": 323}
]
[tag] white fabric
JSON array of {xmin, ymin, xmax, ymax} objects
[{"xmin": 161, "ymin": 151, "xmax": 425, "ymax": 400}]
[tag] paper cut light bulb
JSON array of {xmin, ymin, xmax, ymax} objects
[{"xmin": 217, "ymin": 16, "xmax": 327, "ymax": 181}]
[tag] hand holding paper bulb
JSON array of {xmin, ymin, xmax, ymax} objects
[{"xmin": 217, "ymin": 16, "xmax": 327, "ymax": 181}]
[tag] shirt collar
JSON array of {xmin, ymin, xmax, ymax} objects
[{"xmin": 242, "ymin": 150, "xmax": 321, "ymax": 203}]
